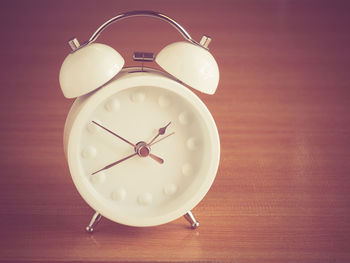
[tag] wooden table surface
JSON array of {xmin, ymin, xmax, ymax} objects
[{"xmin": 1, "ymin": 0, "xmax": 350, "ymax": 262}]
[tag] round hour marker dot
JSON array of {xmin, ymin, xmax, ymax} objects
[
  {"xmin": 186, "ymin": 137, "xmax": 199, "ymax": 151},
  {"xmin": 104, "ymin": 98, "xmax": 120, "ymax": 112},
  {"xmin": 111, "ymin": 188, "xmax": 127, "ymax": 201},
  {"xmin": 164, "ymin": 183, "xmax": 178, "ymax": 196},
  {"xmin": 182, "ymin": 163, "xmax": 193, "ymax": 177},
  {"xmin": 82, "ymin": 146, "xmax": 96, "ymax": 159},
  {"xmin": 138, "ymin": 192, "xmax": 153, "ymax": 206},
  {"xmin": 131, "ymin": 91, "xmax": 146, "ymax": 103},
  {"xmin": 178, "ymin": 112, "xmax": 191, "ymax": 125},
  {"xmin": 158, "ymin": 95, "xmax": 171, "ymax": 107},
  {"xmin": 90, "ymin": 172, "xmax": 106, "ymax": 184}
]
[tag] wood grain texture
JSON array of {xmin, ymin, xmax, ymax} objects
[{"xmin": 1, "ymin": 0, "xmax": 350, "ymax": 262}]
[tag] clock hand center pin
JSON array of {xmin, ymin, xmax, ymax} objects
[{"xmin": 134, "ymin": 141, "xmax": 164, "ymax": 164}]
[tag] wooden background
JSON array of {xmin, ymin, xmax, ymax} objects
[{"xmin": 1, "ymin": 0, "xmax": 350, "ymax": 262}]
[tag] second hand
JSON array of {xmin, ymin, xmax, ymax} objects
[
  {"xmin": 91, "ymin": 153, "xmax": 138, "ymax": 175},
  {"xmin": 149, "ymin": 132, "xmax": 175, "ymax": 146}
]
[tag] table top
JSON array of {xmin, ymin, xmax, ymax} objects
[{"xmin": 1, "ymin": 0, "xmax": 350, "ymax": 262}]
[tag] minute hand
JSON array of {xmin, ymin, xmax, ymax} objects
[{"xmin": 92, "ymin": 121, "xmax": 135, "ymax": 147}]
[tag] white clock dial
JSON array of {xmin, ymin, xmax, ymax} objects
[{"xmin": 65, "ymin": 68, "xmax": 220, "ymax": 226}]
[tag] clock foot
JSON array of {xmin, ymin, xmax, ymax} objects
[
  {"xmin": 184, "ymin": 210, "xmax": 199, "ymax": 229},
  {"xmin": 85, "ymin": 211, "xmax": 102, "ymax": 233}
]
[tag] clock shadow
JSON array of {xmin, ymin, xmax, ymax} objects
[{"xmin": 79, "ymin": 216, "xmax": 202, "ymax": 260}]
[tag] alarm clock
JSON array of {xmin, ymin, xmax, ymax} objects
[{"xmin": 59, "ymin": 10, "xmax": 220, "ymax": 232}]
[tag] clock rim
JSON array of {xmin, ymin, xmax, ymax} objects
[{"xmin": 65, "ymin": 67, "xmax": 220, "ymax": 227}]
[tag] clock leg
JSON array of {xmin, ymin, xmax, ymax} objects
[
  {"xmin": 184, "ymin": 210, "xmax": 199, "ymax": 229},
  {"xmin": 85, "ymin": 211, "xmax": 102, "ymax": 233}
]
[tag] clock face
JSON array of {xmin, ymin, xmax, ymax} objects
[{"xmin": 67, "ymin": 70, "xmax": 220, "ymax": 226}]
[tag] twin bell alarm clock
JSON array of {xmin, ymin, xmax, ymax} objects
[{"xmin": 59, "ymin": 10, "xmax": 220, "ymax": 232}]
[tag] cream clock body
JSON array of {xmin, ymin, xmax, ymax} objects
[
  {"xmin": 64, "ymin": 68, "xmax": 220, "ymax": 227},
  {"xmin": 59, "ymin": 10, "xmax": 220, "ymax": 231}
]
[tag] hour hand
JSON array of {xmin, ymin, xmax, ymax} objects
[
  {"xmin": 92, "ymin": 121, "xmax": 135, "ymax": 147},
  {"xmin": 148, "ymin": 121, "xmax": 171, "ymax": 145}
]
